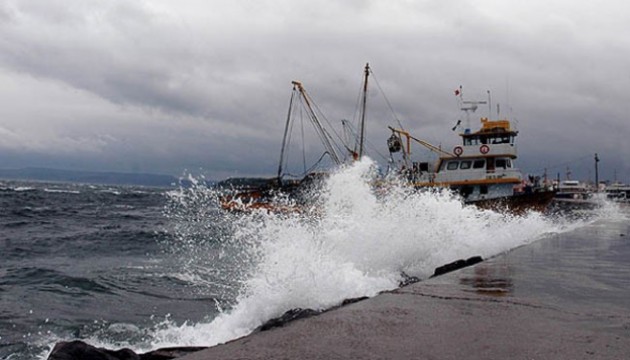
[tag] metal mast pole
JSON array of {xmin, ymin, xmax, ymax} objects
[
  {"xmin": 358, "ymin": 63, "xmax": 370, "ymax": 159},
  {"xmin": 293, "ymin": 81, "xmax": 342, "ymax": 165},
  {"xmin": 594, "ymin": 153, "xmax": 600, "ymax": 191},
  {"xmin": 277, "ymin": 85, "xmax": 297, "ymax": 179}
]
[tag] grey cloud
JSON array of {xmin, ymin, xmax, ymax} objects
[{"xmin": 0, "ymin": 0, "xmax": 628, "ymax": 181}]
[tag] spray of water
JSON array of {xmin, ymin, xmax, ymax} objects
[
  {"xmin": 33, "ymin": 164, "xmax": 624, "ymax": 360},
  {"xmin": 145, "ymin": 158, "xmax": 585, "ymax": 349}
]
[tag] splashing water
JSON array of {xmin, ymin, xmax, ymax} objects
[{"xmin": 145, "ymin": 158, "xmax": 592, "ymax": 349}]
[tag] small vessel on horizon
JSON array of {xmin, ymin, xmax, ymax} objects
[
  {"xmin": 554, "ymin": 180, "xmax": 593, "ymax": 201},
  {"xmin": 550, "ymin": 179, "xmax": 611, "ymax": 212},
  {"xmin": 605, "ymin": 183, "xmax": 630, "ymax": 203}
]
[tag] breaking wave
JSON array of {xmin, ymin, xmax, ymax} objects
[{"xmin": 142, "ymin": 158, "xmax": 586, "ymax": 350}]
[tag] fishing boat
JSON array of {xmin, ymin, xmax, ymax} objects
[
  {"xmin": 219, "ymin": 65, "xmax": 372, "ymax": 212},
  {"xmin": 386, "ymin": 92, "xmax": 555, "ymax": 214},
  {"xmin": 219, "ymin": 68, "xmax": 555, "ymax": 215}
]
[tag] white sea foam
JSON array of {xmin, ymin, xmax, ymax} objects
[
  {"xmin": 14, "ymin": 186, "xmax": 36, "ymax": 192},
  {"xmin": 145, "ymin": 158, "xmax": 586, "ymax": 350},
  {"xmin": 43, "ymin": 188, "xmax": 81, "ymax": 194}
]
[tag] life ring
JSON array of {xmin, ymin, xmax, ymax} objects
[
  {"xmin": 480, "ymin": 144, "xmax": 490, "ymax": 154},
  {"xmin": 453, "ymin": 146, "xmax": 463, "ymax": 156}
]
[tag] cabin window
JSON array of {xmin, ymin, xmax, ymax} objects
[
  {"xmin": 464, "ymin": 137, "xmax": 480, "ymax": 146},
  {"xmin": 419, "ymin": 162, "xmax": 429, "ymax": 172},
  {"xmin": 447, "ymin": 161, "xmax": 459, "ymax": 170},
  {"xmin": 496, "ymin": 159, "xmax": 507, "ymax": 169},
  {"xmin": 480, "ymin": 185, "xmax": 488, "ymax": 194},
  {"xmin": 506, "ymin": 159, "xmax": 512, "ymax": 168},
  {"xmin": 460, "ymin": 160, "xmax": 471, "ymax": 169},
  {"xmin": 473, "ymin": 160, "xmax": 485, "ymax": 169},
  {"xmin": 490, "ymin": 136, "xmax": 511, "ymax": 144}
]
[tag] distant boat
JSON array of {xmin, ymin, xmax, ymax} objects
[
  {"xmin": 555, "ymin": 180, "xmax": 593, "ymax": 201},
  {"xmin": 605, "ymin": 183, "xmax": 630, "ymax": 203},
  {"xmin": 386, "ymin": 91, "xmax": 555, "ymax": 214},
  {"xmin": 550, "ymin": 179, "xmax": 607, "ymax": 211}
]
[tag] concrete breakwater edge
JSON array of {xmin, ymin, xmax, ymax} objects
[{"xmin": 48, "ymin": 215, "xmax": 630, "ymax": 360}]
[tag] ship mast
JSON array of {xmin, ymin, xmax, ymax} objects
[
  {"xmin": 277, "ymin": 85, "xmax": 297, "ymax": 179},
  {"xmin": 292, "ymin": 81, "xmax": 342, "ymax": 166},
  {"xmin": 357, "ymin": 63, "xmax": 370, "ymax": 159}
]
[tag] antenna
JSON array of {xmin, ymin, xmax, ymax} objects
[
  {"xmin": 594, "ymin": 153, "xmax": 600, "ymax": 191},
  {"xmin": 461, "ymin": 100, "xmax": 487, "ymax": 133},
  {"xmin": 357, "ymin": 63, "xmax": 370, "ymax": 159},
  {"xmin": 487, "ymin": 90, "xmax": 492, "ymax": 119}
]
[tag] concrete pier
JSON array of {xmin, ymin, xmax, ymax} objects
[{"xmin": 180, "ymin": 221, "xmax": 630, "ymax": 360}]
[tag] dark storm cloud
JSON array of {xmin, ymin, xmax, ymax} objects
[
  {"xmin": 0, "ymin": 0, "xmax": 629, "ymax": 181},
  {"xmin": 0, "ymin": 1, "xmax": 211, "ymax": 115}
]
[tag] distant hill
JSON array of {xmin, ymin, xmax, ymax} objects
[{"xmin": 0, "ymin": 167, "xmax": 178, "ymax": 187}]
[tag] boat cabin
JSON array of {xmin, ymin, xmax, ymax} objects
[{"xmin": 388, "ymin": 116, "xmax": 523, "ymax": 202}]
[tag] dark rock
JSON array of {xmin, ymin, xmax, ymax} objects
[
  {"xmin": 48, "ymin": 341, "xmax": 207, "ymax": 360},
  {"xmin": 257, "ymin": 308, "xmax": 321, "ymax": 332},
  {"xmin": 139, "ymin": 347, "xmax": 208, "ymax": 360},
  {"xmin": 341, "ymin": 296, "xmax": 369, "ymax": 306},
  {"xmin": 431, "ymin": 256, "xmax": 483, "ymax": 278},
  {"xmin": 48, "ymin": 340, "xmax": 139, "ymax": 360},
  {"xmin": 466, "ymin": 255, "xmax": 483, "ymax": 267},
  {"xmin": 432, "ymin": 260, "xmax": 466, "ymax": 277},
  {"xmin": 398, "ymin": 272, "xmax": 421, "ymax": 287}
]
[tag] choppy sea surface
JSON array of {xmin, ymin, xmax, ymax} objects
[{"xmin": 1, "ymin": 159, "xmax": 627, "ymax": 359}]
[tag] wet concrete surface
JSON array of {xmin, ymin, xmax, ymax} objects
[{"xmin": 180, "ymin": 218, "xmax": 630, "ymax": 360}]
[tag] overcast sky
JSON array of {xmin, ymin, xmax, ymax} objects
[{"xmin": 1, "ymin": 0, "xmax": 628, "ymax": 182}]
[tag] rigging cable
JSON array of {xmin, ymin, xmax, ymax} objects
[
  {"xmin": 284, "ymin": 151, "xmax": 333, "ymax": 178},
  {"xmin": 342, "ymin": 120, "xmax": 390, "ymax": 162},
  {"xmin": 281, "ymin": 88, "xmax": 306, "ymax": 178},
  {"xmin": 282, "ymin": 98, "xmax": 297, "ymax": 178},
  {"xmin": 303, "ymin": 152, "xmax": 334, "ymax": 175},
  {"xmin": 309, "ymin": 97, "xmax": 352, "ymax": 160},
  {"xmin": 350, "ymin": 75, "xmax": 365, "ymax": 154},
  {"xmin": 300, "ymin": 105, "xmax": 306, "ymax": 174},
  {"xmin": 296, "ymin": 92, "xmax": 343, "ymax": 164},
  {"xmin": 278, "ymin": 89, "xmax": 297, "ymax": 178},
  {"xmin": 370, "ymin": 69, "xmax": 406, "ymax": 131}
]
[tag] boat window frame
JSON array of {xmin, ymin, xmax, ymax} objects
[
  {"xmin": 473, "ymin": 159, "xmax": 485, "ymax": 169},
  {"xmin": 460, "ymin": 160, "xmax": 472, "ymax": 170},
  {"xmin": 464, "ymin": 137, "xmax": 480, "ymax": 146},
  {"xmin": 447, "ymin": 161, "xmax": 459, "ymax": 170}
]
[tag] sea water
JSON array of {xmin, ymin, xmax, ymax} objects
[{"xmin": 0, "ymin": 158, "xmax": 624, "ymax": 359}]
